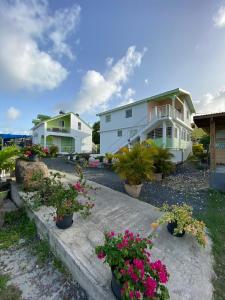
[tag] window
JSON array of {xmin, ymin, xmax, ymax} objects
[
  {"xmin": 78, "ymin": 122, "xmax": 81, "ymax": 130},
  {"xmin": 125, "ymin": 108, "xmax": 132, "ymax": 118},
  {"xmin": 155, "ymin": 127, "xmax": 163, "ymax": 138},
  {"xmin": 105, "ymin": 114, "xmax": 111, "ymax": 122},
  {"xmin": 174, "ymin": 127, "xmax": 178, "ymax": 138},
  {"xmin": 166, "ymin": 127, "xmax": 172, "ymax": 138},
  {"xmin": 147, "ymin": 130, "xmax": 155, "ymax": 139},
  {"xmin": 130, "ymin": 129, "xmax": 138, "ymax": 137},
  {"xmin": 59, "ymin": 120, "xmax": 65, "ymax": 127},
  {"xmin": 117, "ymin": 130, "xmax": 122, "ymax": 137}
]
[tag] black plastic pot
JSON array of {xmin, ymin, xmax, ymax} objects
[
  {"xmin": 111, "ymin": 271, "xmax": 122, "ymax": 300},
  {"xmin": 167, "ymin": 221, "xmax": 185, "ymax": 237},
  {"xmin": 56, "ymin": 214, "xmax": 73, "ymax": 229}
]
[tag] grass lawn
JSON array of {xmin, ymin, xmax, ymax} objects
[{"xmin": 199, "ymin": 190, "xmax": 225, "ymax": 300}]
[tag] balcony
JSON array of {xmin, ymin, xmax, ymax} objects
[
  {"xmin": 150, "ymin": 104, "xmax": 183, "ymax": 122},
  {"xmin": 46, "ymin": 127, "xmax": 70, "ymax": 134}
]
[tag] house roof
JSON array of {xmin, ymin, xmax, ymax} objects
[
  {"xmin": 31, "ymin": 112, "xmax": 92, "ymax": 130},
  {"xmin": 194, "ymin": 112, "xmax": 225, "ymax": 129},
  {"xmin": 96, "ymin": 88, "xmax": 195, "ymax": 116}
]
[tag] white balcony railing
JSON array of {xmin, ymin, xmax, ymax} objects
[
  {"xmin": 46, "ymin": 127, "xmax": 71, "ymax": 134},
  {"xmin": 150, "ymin": 104, "xmax": 183, "ymax": 122}
]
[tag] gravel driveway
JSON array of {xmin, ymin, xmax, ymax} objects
[{"xmin": 43, "ymin": 158, "xmax": 209, "ymax": 213}]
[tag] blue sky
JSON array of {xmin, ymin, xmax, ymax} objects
[{"xmin": 1, "ymin": 0, "xmax": 225, "ymax": 133}]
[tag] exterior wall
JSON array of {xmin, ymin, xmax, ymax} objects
[
  {"xmin": 100, "ymin": 102, "xmax": 148, "ymax": 153},
  {"xmin": 70, "ymin": 114, "xmax": 92, "ymax": 153},
  {"xmin": 100, "ymin": 125, "xmax": 145, "ymax": 154},
  {"xmin": 32, "ymin": 124, "xmax": 45, "ymax": 144}
]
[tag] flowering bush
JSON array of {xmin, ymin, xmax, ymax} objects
[
  {"xmin": 21, "ymin": 144, "xmax": 48, "ymax": 160},
  {"xmin": 153, "ymin": 203, "xmax": 207, "ymax": 247},
  {"xmin": 27, "ymin": 170, "xmax": 94, "ymax": 220},
  {"xmin": 95, "ymin": 230, "xmax": 169, "ymax": 299}
]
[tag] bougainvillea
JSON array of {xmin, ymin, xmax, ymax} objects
[{"xmin": 95, "ymin": 230, "xmax": 169, "ymax": 299}]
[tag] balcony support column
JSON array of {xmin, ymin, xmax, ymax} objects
[
  {"xmin": 43, "ymin": 135, "xmax": 46, "ymax": 148},
  {"xmin": 162, "ymin": 121, "xmax": 166, "ymax": 148}
]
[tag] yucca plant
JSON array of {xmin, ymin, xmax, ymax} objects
[{"xmin": 113, "ymin": 143, "xmax": 155, "ymax": 185}]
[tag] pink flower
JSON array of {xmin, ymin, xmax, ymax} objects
[
  {"xmin": 129, "ymin": 291, "xmax": 135, "ymax": 299},
  {"xmin": 107, "ymin": 231, "xmax": 115, "ymax": 238},
  {"xmin": 144, "ymin": 276, "xmax": 157, "ymax": 297},
  {"xmin": 135, "ymin": 291, "xmax": 141, "ymax": 299},
  {"xmin": 133, "ymin": 259, "xmax": 144, "ymax": 271},
  {"xmin": 73, "ymin": 182, "xmax": 84, "ymax": 193},
  {"xmin": 159, "ymin": 271, "xmax": 168, "ymax": 284},
  {"xmin": 97, "ymin": 251, "xmax": 105, "ymax": 259},
  {"xmin": 120, "ymin": 269, "xmax": 126, "ymax": 275}
]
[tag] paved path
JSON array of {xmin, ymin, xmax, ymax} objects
[{"xmin": 43, "ymin": 158, "xmax": 209, "ymax": 213}]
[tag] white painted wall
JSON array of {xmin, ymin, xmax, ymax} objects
[
  {"xmin": 100, "ymin": 102, "xmax": 148, "ymax": 153},
  {"xmin": 70, "ymin": 113, "xmax": 92, "ymax": 153},
  {"xmin": 32, "ymin": 124, "xmax": 45, "ymax": 144}
]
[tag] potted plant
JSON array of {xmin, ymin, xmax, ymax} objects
[
  {"xmin": 152, "ymin": 203, "xmax": 207, "ymax": 246},
  {"xmin": 113, "ymin": 143, "xmax": 154, "ymax": 198},
  {"xmin": 152, "ymin": 147, "xmax": 174, "ymax": 180},
  {"xmin": 21, "ymin": 144, "xmax": 48, "ymax": 161},
  {"xmin": 28, "ymin": 170, "xmax": 94, "ymax": 229},
  {"xmin": 95, "ymin": 230, "xmax": 169, "ymax": 300},
  {"xmin": 49, "ymin": 181, "xmax": 94, "ymax": 229}
]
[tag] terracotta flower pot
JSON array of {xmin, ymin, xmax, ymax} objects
[
  {"xmin": 153, "ymin": 173, "xmax": 162, "ymax": 181},
  {"xmin": 56, "ymin": 214, "xmax": 73, "ymax": 229},
  {"xmin": 124, "ymin": 183, "xmax": 143, "ymax": 198},
  {"xmin": 111, "ymin": 271, "xmax": 122, "ymax": 300},
  {"xmin": 167, "ymin": 221, "xmax": 185, "ymax": 237}
]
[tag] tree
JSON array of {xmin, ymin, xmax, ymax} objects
[{"xmin": 92, "ymin": 121, "xmax": 100, "ymax": 145}]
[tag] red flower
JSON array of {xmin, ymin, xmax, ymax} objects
[{"xmin": 144, "ymin": 276, "xmax": 157, "ymax": 297}]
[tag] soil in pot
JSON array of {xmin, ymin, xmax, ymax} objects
[
  {"xmin": 111, "ymin": 271, "xmax": 122, "ymax": 300},
  {"xmin": 167, "ymin": 221, "xmax": 185, "ymax": 237},
  {"xmin": 124, "ymin": 183, "xmax": 143, "ymax": 198},
  {"xmin": 56, "ymin": 214, "xmax": 73, "ymax": 229}
]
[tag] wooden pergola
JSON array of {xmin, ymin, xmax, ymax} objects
[{"xmin": 194, "ymin": 112, "xmax": 225, "ymax": 170}]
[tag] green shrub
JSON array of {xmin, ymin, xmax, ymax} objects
[
  {"xmin": 0, "ymin": 146, "xmax": 19, "ymax": 173},
  {"xmin": 152, "ymin": 147, "xmax": 174, "ymax": 176},
  {"xmin": 192, "ymin": 143, "xmax": 204, "ymax": 158},
  {"xmin": 49, "ymin": 145, "xmax": 59, "ymax": 157}
]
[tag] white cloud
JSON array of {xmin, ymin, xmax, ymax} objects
[
  {"xmin": 213, "ymin": 6, "xmax": 225, "ymax": 28},
  {"xmin": 73, "ymin": 46, "xmax": 147, "ymax": 114},
  {"xmin": 0, "ymin": 0, "xmax": 80, "ymax": 90},
  {"xmin": 144, "ymin": 78, "xmax": 149, "ymax": 85},
  {"xmin": 118, "ymin": 87, "xmax": 136, "ymax": 106},
  {"xmin": 106, "ymin": 57, "xmax": 114, "ymax": 67},
  {"xmin": 7, "ymin": 107, "xmax": 21, "ymax": 120},
  {"xmin": 194, "ymin": 87, "xmax": 225, "ymax": 114}
]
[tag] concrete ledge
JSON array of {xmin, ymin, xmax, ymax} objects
[{"xmin": 11, "ymin": 173, "xmax": 214, "ymax": 300}]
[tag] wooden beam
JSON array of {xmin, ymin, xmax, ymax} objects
[{"xmin": 210, "ymin": 117, "xmax": 216, "ymax": 170}]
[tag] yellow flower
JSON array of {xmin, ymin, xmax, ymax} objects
[{"xmin": 151, "ymin": 222, "xmax": 159, "ymax": 230}]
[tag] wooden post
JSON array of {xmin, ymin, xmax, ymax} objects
[{"xmin": 210, "ymin": 117, "xmax": 216, "ymax": 170}]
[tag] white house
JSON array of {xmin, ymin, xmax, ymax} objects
[
  {"xmin": 32, "ymin": 112, "xmax": 92, "ymax": 154},
  {"xmin": 97, "ymin": 88, "xmax": 195, "ymax": 163}
]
